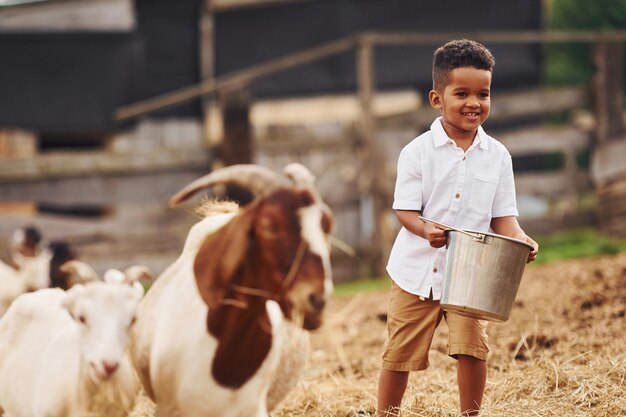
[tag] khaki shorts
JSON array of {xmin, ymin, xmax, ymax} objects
[{"xmin": 382, "ymin": 282, "xmax": 490, "ymax": 372}]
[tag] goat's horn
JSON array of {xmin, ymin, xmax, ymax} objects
[
  {"xmin": 283, "ymin": 163, "xmax": 316, "ymax": 188},
  {"xmin": 59, "ymin": 260, "xmax": 100, "ymax": 283},
  {"xmin": 123, "ymin": 265, "xmax": 154, "ymax": 283},
  {"xmin": 169, "ymin": 164, "xmax": 289, "ymax": 207}
]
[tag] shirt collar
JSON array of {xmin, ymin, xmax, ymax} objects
[{"xmin": 430, "ymin": 117, "xmax": 489, "ymax": 150}]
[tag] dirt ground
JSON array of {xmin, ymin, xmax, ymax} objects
[{"xmin": 131, "ymin": 252, "xmax": 626, "ymax": 417}]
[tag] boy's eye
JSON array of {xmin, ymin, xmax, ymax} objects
[
  {"xmin": 480, "ymin": 92, "xmax": 490, "ymax": 98},
  {"xmin": 456, "ymin": 92, "xmax": 467, "ymax": 97}
]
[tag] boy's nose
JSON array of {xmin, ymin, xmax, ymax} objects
[{"xmin": 467, "ymin": 96, "xmax": 480, "ymax": 106}]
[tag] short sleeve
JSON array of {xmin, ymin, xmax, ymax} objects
[
  {"xmin": 392, "ymin": 145, "xmax": 423, "ymax": 211},
  {"xmin": 492, "ymin": 152, "xmax": 519, "ymax": 217}
]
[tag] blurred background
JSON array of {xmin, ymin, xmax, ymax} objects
[{"xmin": 1, "ymin": 0, "xmax": 625, "ymax": 281}]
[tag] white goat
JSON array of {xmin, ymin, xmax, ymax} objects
[
  {"xmin": 0, "ymin": 263, "xmax": 147, "ymax": 417},
  {"xmin": 130, "ymin": 163, "xmax": 334, "ymax": 417},
  {"xmin": 0, "ymin": 250, "xmax": 53, "ymax": 318},
  {"xmin": 0, "ymin": 226, "xmax": 75, "ymax": 317}
]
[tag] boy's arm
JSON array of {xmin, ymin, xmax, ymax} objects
[
  {"xmin": 490, "ymin": 216, "xmax": 539, "ymax": 262},
  {"xmin": 396, "ymin": 210, "xmax": 447, "ymax": 248}
]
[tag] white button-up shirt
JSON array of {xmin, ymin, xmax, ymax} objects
[{"xmin": 386, "ymin": 117, "xmax": 519, "ymax": 299}]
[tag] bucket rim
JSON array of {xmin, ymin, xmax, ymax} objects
[{"xmin": 448, "ymin": 229, "xmax": 534, "ymax": 251}]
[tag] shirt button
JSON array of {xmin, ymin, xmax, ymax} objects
[
  {"xmin": 462, "ymin": 156, "xmax": 466, "ymax": 161},
  {"xmin": 433, "ymin": 267, "xmax": 438, "ymax": 273},
  {"xmin": 455, "ymin": 193, "xmax": 461, "ymax": 199}
]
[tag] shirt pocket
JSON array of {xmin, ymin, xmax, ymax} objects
[{"xmin": 468, "ymin": 172, "xmax": 499, "ymax": 215}]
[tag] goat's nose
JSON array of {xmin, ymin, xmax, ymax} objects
[
  {"xmin": 308, "ymin": 293, "xmax": 326, "ymax": 311},
  {"xmin": 102, "ymin": 360, "xmax": 119, "ymax": 377}
]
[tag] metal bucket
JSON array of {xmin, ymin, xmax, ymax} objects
[{"xmin": 442, "ymin": 229, "xmax": 533, "ymax": 322}]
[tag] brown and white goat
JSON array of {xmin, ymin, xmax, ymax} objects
[{"xmin": 129, "ymin": 163, "xmax": 334, "ymax": 417}]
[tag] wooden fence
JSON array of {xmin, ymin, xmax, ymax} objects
[{"xmin": 114, "ymin": 29, "xmax": 626, "ymax": 275}]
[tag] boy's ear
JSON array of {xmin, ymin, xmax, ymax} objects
[{"xmin": 428, "ymin": 89, "xmax": 442, "ymax": 109}]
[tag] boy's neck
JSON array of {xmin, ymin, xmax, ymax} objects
[
  {"xmin": 451, "ymin": 135, "xmax": 476, "ymax": 152},
  {"xmin": 442, "ymin": 125, "xmax": 478, "ymax": 152}
]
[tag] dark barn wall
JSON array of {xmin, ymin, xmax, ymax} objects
[
  {"xmin": 215, "ymin": 0, "xmax": 543, "ymax": 98},
  {"xmin": 0, "ymin": 33, "xmax": 140, "ymax": 131},
  {"xmin": 0, "ymin": 0, "xmax": 201, "ymax": 132},
  {"xmin": 134, "ymin": 0, "xmax": 202, "ymax": 119},
  {"xmin": 0, "ymin": 0, "xmax": 543, "ymax": 131}
]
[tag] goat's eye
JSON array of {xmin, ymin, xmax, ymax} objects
[
  {"xmin": 129, "ymin": 316, "xmax": 137, "ymax": 327},
  {"xmin": 78, "ymin": 315, "xmax": 87, "ymax": 325}
]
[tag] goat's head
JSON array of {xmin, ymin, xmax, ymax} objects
[
  {"xmin": 171, "ymin": 164, "xmax": 334, "ymax": 331},
  {"xmin": 11, "ymin": 225, "xmax": 42, "ymax": 257},
  {"xmin": 62, "ymin": 270, "xmax": 145, "ymax": 381}
]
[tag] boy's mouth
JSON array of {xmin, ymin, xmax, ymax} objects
[{"xmin": 463, "ymin": 112, "xmax": 480, "ymax": 120}]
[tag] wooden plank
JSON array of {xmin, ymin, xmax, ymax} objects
[
  {"xmin": 0, "ymin": 149, "xmax": 211, "ymax": 183},
  {"xmin": 371, "ymin": 30, "xmax": 626, "ymax": 45},
  {"xmin": 515, "ymin": 171, "xmax": 585, "ymax": 196},
  {"xmin": 0, "ymin": 202, "xmax": 37, "ymax": 215},
  {"xmin": 416, "ymin": 86, "xmax": 588, "ymax": 128},
  {"xmin": 251, "ymin": 90, "xmax": 421, "ymax": 127},
  {"xmin": 0, "ymin": 0, "xmax": 135, "ymax": 32},
  {"xmin": 212, "ymin": 0, "xmax": 313, "ymax": 11},
  {"xmin": 0, "ymin": 129, "xmax": 37, "ymax": 157},
  {"xmin": 498, "ymin": 125, "xmax": 589, "ymax": 155},
  {"xmin": 591, "ymin": 139, "xmax": 626, "ymax": 186}
]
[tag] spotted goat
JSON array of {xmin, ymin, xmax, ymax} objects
[{"xmin": 129, "ymin": 163, "xmax": 334, "ymax": 417}]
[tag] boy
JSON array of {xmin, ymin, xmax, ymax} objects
[{"xmin": 377, "ymin": 39, "xmax": 539, "ymax": 416}]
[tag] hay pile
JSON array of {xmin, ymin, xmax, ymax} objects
[{"xmin": 131, "ymin": 253, "xmax": 626, "ymax": 416}]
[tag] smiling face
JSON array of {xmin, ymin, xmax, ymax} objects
[{"xmin": 429, "ymin": 66, "xmax": 492, "ymax": 143}]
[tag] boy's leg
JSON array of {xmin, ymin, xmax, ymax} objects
[
  {"xmin": 377, "ymin": 368, "xmax": 409, "ymax": 417},
  {"xmin": 379, "ymin": 283, "xmax": 442, "ymax": 417},
  {"xmin": 457, "ymin": 354, "xmax": 487, "ymax": 416},
  {"xmin": 445, "ymin": 312, "xmax": 490, "ymax": 416}
]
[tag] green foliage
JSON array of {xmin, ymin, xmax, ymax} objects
[
  {"xmin": 334, "ymin": 276, "xmax": 390, "ymax": 296},
  {"xmin": 529, "ymin": 228, "xmax": 626, "ymax": 264},
  {"xmin": 550, "ymin": 0, "xmax": 626, "ymax": 30},
  {"xmin": 545, "ymin": 0, "xmax": 626, "ymax": 87}
]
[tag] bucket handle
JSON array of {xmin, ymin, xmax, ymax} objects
[{"xmin": 419, "ymin": 217, "xmax": 487, "ymax": 243}]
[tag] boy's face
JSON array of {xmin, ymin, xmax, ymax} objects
[{"xmin": 428, "ymin": 67, "xmax": 491, "ymax": 142}]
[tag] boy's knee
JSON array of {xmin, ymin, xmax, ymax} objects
[{"xmin": 457, "ymin": 354, "xmax": 485, "ymax": 362}]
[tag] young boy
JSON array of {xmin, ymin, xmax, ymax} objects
[{"xmin": 377, "ymin": 39, "xmax": 539, "ymax": 416}]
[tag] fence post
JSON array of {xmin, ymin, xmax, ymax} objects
[
  {"xmin": 219, "ymin": 87, "xmax": 255, "ymax": 204},
  {"xmin": 357, "ymin": 35, "xmax": 390, "ymax": 277},
  {"xmin": 591, "ymin": 40, "xmax": 626, "ymax": 237},
  {"xmin": 592, "ymin": 41, "xmax": 625, "ymax": 144}
]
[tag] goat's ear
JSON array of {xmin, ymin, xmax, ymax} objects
[{"xmin": 193, "ymin": 208, "xmax": 255, "ymax": 309}]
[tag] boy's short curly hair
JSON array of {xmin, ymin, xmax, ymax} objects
[{"xmin": 432, "ymin": 39, "xmax": 495, "ymax": 91}]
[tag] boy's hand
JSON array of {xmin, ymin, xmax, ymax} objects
[
  {"xmin": 512, "ymin": 232, "xmax": 538, "ymax": 263},
  {"xmin": 424, "ymin": 223, "xmax": 447, "ymax": 248},
  {"xmin": 490, "ymin": 216, "xmax": 538, "ymax": 263},
  {"xmin": 523, "ymin": 236, "xmax": 539, "ymax": 263}
]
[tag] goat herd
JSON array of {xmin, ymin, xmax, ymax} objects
[{"xmin": 0, "ymin": 163, "xmax": 336, "ymax": 417}]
